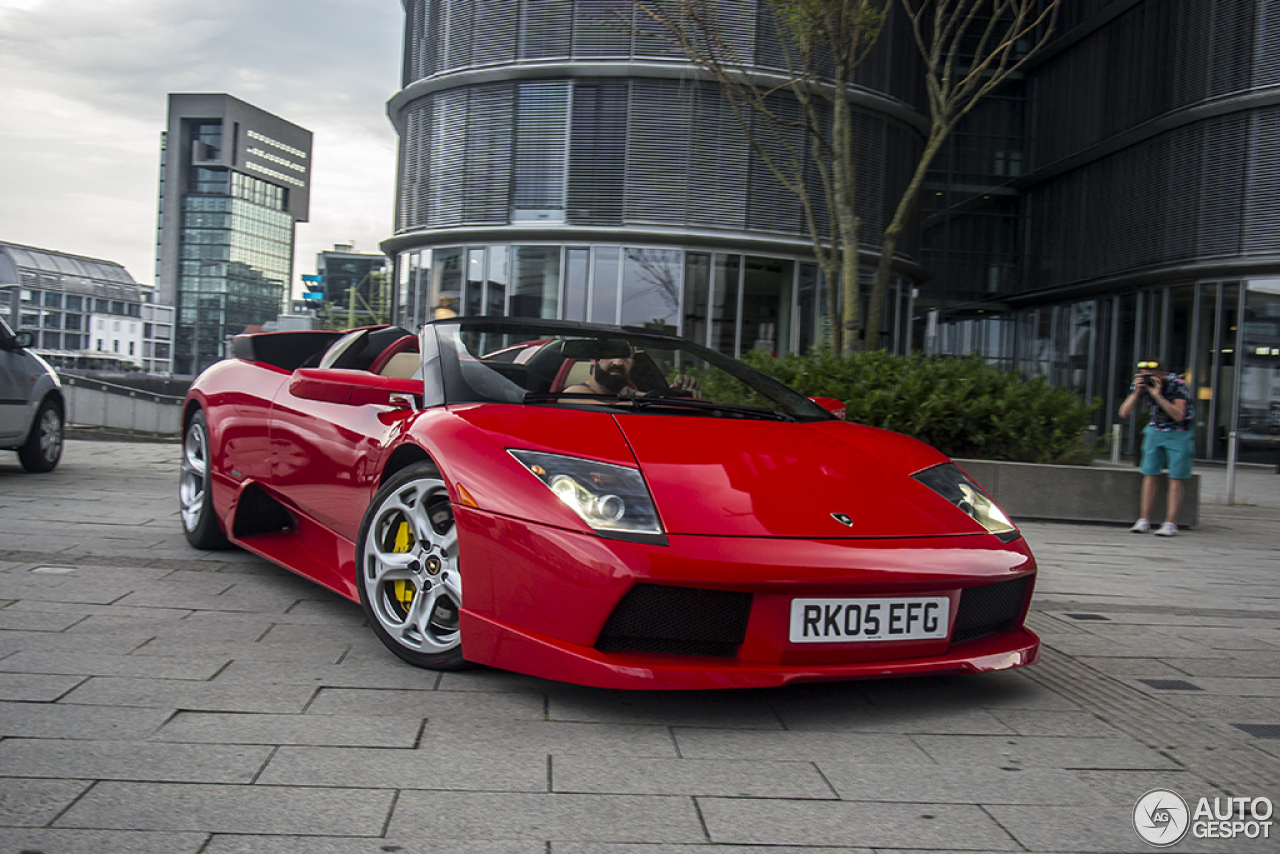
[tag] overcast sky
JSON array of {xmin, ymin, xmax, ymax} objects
[{"xmin": 0, "ymin": 0, "xmax": 403, "ymax": 297}]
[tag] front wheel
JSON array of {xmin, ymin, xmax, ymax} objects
[
  {"xmin": 356, "ymin": 462, "xmax": 468, "ymax": 670},
  {"xmin": 17, "ymin": 398, "xmax": 63, "ymax": 473},
  {"xmin": 179, "ymin": 410, "xmax": 229, "ymax": 549}
]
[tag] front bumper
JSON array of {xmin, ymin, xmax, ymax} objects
[{"xmin": 454, "ymin": 507, "xmax": 1039, "ymax": 689}]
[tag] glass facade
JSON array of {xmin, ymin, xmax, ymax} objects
[
  {"xmin": 174, "ymin": 171, "xmax": 293, "ymax": 375},
  {"xmin": 927, "ymin": 278, "xmax": 1280, "ymax": 463},
  {"xmin": 394, "ymin": 244, "xmax": 914, "ymax": 360}
]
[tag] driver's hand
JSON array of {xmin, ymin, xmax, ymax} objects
[{"xmin": 670, "ymin": 374, "xmax": 702, "ymax": 398}]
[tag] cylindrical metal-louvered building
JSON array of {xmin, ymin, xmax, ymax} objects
[{"xmin": 383, "ymin": 0, "xmax": 927, "ymax": 356}]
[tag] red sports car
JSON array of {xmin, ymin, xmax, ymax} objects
[{"xmin": 180, "ymin": 318, "xmax": 1038, "ymax": 689}]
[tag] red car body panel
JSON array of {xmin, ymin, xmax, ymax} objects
[{"xmin": 184, "ymin": 325, "xmax": 1040, "ymax": 689}]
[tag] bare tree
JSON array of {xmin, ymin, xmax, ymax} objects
[
  {"xmin": 636, "ymin": 0, "xmax": 1059, "ymax": 353},
  {"xmin": 636, "ymin": 0, "xmax": 888, "ymax": 355},
  {"xmin": 864, "ymin": 0, "xmax": 1060, "ymax": 351}
]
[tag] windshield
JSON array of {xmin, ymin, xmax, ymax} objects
[{"xmin": 429, "ymin": 319, "xmax": 831, "ymax": 423}]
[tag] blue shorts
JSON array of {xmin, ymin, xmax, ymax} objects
[{"xmin": 1140, "ymin": 426, "xmax": 1195, "ymax": 479}]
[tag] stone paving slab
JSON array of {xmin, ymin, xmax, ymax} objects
[
  {"xmin": 0, "ymin": 649, "xmax": 229, "ymax": 680},
  {"xmin": 136, "ymin": 636, "xmax": 354, "ymax": 665},
  {"xmin": 152, "ymin": 710, "xmax": 425, "ymax": 747},
  {"xmin": 817, "ymin": 761, "xmax": 1109, "ymax": 805},
  {"xmin": 908, "ymin": 733, "xmax": 1183, "ymax": 770},
  {"xmin": 697, "ymin": 797, "xmax": 1022, "ymax": 849},
  {"xmin": 209, "ymin": 658, "xmax": 450, "ymax": 691},
  {"xmin": 0, "ymin": 777, "xmax": 90, "ymax": 826},
  {"xmin": 0, "ymin": 607, "xmax": 89, "ymax": 632},
  {"xmin": 551, "ymin": 847, "xmax": 875, "ymax": 854},
  {"xmin": 305, "ymin": 686, "xmax": 545, "ymax": 720},
  {"xmin": 204, "ymin": 835, "xmax": 538, "ymax": 854},
  {"xmin": 0, "ymin": 738, "xmax": 271, "ymax": 784},
  {"xmin": 57, "ymin": 674, "xmax": 316, "ymax": 713},
  {"xmin": 985, "ymin": 708, "xmax": 1128, "ymax": 737},
  {"xmin": 544, "ymin": 688, "xmax": 785, "ymax": 728},
  {"xmin": 255, "ymin": 744, "xmax": 548, "ymax": 792},
  {"xmin": 0, "ymin": 700, "xmax": 173, "ymax": 740},
  {"xmin": 0, "ymin": 828, "xmax": 210, "ymax": 854},
  {"xmin": 386, "ymin": 791, "xmax": 707, "ymax": 843},
  {"xmin": 417, "ymin": 720, "xmax": 683, "ymax": 758},
  {"xmin": 671, "ymin": 728, "xmax": 936, "ymax": 763},
  {"xmin": 550, "ymin": 755, "xmax": 836, "ymax": 798},
  {"xmin": 0, "ymin": 627, "xmax": 155, "ymax": 656},
  {"xmin": 55, "ymin": 781, "xmax": 395, "ymax": 836},
  {"xmin": 0, "ymin": 671, "xmax": 85, "ymax": 702}
]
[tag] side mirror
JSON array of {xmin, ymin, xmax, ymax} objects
[
  {"xmin": 811, "ymin": 396, "xmax": 847, "ymax": 420},
  {"xmin": 290, "ymin": 368, "xmax": 423, "ymax": 407},
  {"xmin": 11, "ymin": 331, "xmax": 34, "ymax": 349}
]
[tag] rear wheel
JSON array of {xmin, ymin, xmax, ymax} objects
[
  {"xmin": 179, "ymin": 410, "xmax": 229, "ymax": 549},
  {"xmin": 17, "ymin": 398, "xmax": 63, "ymax": 473},
  {"xmin": 357, "ymin": 462, "xmax": 468, "ymax": 670}
]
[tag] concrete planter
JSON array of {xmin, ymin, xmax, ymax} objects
[{"xmin": 955, "ymin": 458, "xmax": 1199, "ymax": 528}]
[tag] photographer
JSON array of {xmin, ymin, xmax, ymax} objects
[{"xmin": 1118, "ymin": 358, "xmax": 1195, "ymax": 536}]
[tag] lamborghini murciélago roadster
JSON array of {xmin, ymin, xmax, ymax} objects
[{"xmin": 179, "ymin": 318, "xmax": 1038, "ymax": 689}]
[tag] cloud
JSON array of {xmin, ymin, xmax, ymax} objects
[{"xmin": 0, "ymin": 0, "xmax": 402, "ymax": 291}]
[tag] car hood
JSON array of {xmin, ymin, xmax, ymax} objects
[{"xmin": 616, "ymin": 416, "xmax": 979, "ymax": 539}]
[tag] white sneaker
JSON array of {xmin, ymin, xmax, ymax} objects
[
  {"xmin": 1155, "ymin": 522, "xmax": 1179, "ymax": 537},
  {"xmin": 1129, "ymin": 518, "xmax": 1152, "ymax": 533}
]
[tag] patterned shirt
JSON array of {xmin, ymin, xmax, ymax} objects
[{"xmin": 1142, "ymin": 372, "xmax": 1194, "ymax": 432}]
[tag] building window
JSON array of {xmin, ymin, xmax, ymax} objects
[
  {"xmin": 509, "ymin": 246, "xmax": 561, "ymax": 318},
  {"xmin": 621, "ymin": 248, "xmax": 681, "ymax": 333},
  {"xmin": 591, "ymin": 247, "xmax": 620, "ymax": 325},
  {"xmin": 512, "ymin": 82, "xmax": 569, "ymax": 222}
]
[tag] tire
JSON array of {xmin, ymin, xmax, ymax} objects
[
  {"xmin": 357, "ymin": 462, "xmax": 468, "ymax": 670},
  {"xmin": 179, "ymin": 410, "xmax": 230, "ymax": 549},
  {"xmin": 17, "ymin": 397, "xmax": 63, "ymax": 473}
]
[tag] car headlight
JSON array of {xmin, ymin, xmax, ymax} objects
[
  {"xmin": 509, "ymin": 450, "xmax": 664, "ymax": 540},
  {"xmin": 914, "ymin": 463, "xmax": 1019, "ymax": 543}
]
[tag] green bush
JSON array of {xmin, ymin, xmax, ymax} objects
[{"xmin": 740, "ymin": 349, "xmax": 1099, "ymax": 465}]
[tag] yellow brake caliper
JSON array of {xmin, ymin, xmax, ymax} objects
[{"xmin": 391, "ymin": 521, "xmax": 415, "ymax": 614}]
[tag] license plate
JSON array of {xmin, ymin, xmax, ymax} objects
[{"xmin": 789, "ymin": 596, "xmax": 950, "ymax": 643}]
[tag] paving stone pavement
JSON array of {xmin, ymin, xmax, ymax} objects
[{"xmin": 0, "ymin": 440, "xmax": 1276, "ymax": 853}]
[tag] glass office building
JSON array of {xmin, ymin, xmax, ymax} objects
[{"xmin": 156, "ymin": 94, "xmax": 312, "ymax": 377}]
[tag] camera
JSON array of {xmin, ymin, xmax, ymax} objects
[{"xmin": 1144, "ymin": 375, "xmax": 1159, "ymax": 388}]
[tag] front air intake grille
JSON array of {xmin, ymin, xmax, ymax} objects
[
  {"xmin": 951, "ymin": 576, "xmax": 1031, "ymax": 645},
  {"xmin": 595, "ymin": 584, "xmax": 753, "ymax": 658}
]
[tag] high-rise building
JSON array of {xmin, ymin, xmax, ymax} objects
[{"xmin": 156, "ymin": 94, "xmax": 312, "ymax": 377}]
